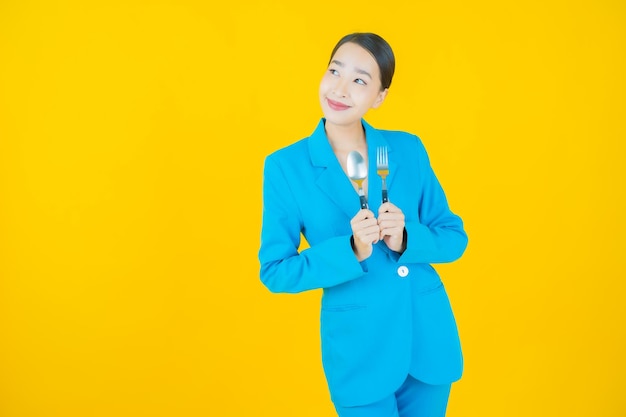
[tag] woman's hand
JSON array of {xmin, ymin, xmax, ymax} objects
[
  {"xmin": 378, "ymin": 202, "xmax": 406, "ymax": 253},
  {"xmin": 350, "ymin": 209, "xmax": 379, "ymax": 261}
]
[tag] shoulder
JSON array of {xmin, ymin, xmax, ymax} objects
[
  {"xmin": 265, "ymin": 118, "xmax": 328, "ymax": 168},
  {"xmin": 266, "ymin": 118, "xmax": 325, "ymax": 161},
  {"xmin": 266, "ymin": 137, "xmax": 309, "ymax": 162},
  {"xmin": 264, "ymin": 137, "xmax": 311, "ymax": 176},
  {"xmin": 375, "ymin": 127, "xmax": 428, "ymax": 155}
]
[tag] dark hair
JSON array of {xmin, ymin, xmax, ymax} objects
[{"xmin": 329, "ymin": 32, "xmax": 395, "ymax": 90}]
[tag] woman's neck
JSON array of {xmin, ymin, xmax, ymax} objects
[{"xmin": 325, "ymin": 120, "xmax": 366, "ymax": 153}]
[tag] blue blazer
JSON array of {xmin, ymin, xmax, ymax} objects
[{"xmin": 259, "ymin": 118, "xmax": 468, "ymax": 407}]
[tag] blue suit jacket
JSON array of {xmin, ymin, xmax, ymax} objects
[{"xmin": 259, "ymin": 118, "xmax": 468, "ymax": 407}]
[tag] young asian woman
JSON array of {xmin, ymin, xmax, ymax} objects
[{"xmin": 258, "ymin": 33, "xmax": 468, "ymax": 417}]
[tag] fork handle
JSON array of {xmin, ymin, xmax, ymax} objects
[{"xmin": 382, "ymin": 189, "xmax": 388, "ymax": 204}]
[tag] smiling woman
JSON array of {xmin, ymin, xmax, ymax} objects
[
  {"xmin": 2, "ymin": 1, "xmax": 625, "ymax": 416},
  {"xmin": 259, "ymin": 32, "xmax": 468, "ymax": 417}
]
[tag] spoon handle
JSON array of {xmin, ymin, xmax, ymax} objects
[{"xmin": 359, "ymin": 195, "xmax": 368, "ymax": 209}]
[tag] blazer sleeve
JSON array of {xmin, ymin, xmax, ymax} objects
[
  {"xmin": 399, "ymin": 137, "xmax": 468, "ymax": 264},
  {"xmin": 258, "ymin": 155, "xmax": 365, "ymax": 294}
]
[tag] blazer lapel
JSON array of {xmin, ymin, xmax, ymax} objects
[
  {"xmin": 307, "ymin": 118, "xmax": 399, "ymax": 218},
  {"xmin": 308, "ymin": 119, "xmax": 362, "ymax": 218}
]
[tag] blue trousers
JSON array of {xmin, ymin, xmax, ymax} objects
[{"xmin": 334, "ymin": 375, "xmax": 451, "ymax": 417}]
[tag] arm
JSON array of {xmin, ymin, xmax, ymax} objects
[
  {"xmin": 398, "ymin": 138, "xmax": 468, "ymax": 264},
  {"xmin": 258, "ymin": 155, "xmax": 365, "ymax": 294}
]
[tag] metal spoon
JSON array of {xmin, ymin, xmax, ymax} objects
[{"xmin": 346, "ymin": 150, "xmax": 368, "ymax": 209}]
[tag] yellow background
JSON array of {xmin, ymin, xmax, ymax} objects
[{"xmin": 1, "ymin": 0, "xmax": 625, "ymax": 416}]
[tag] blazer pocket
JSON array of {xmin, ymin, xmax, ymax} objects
[{"xmin": 416, "ymin": 282, "xmax": 444, "ymax": 296}]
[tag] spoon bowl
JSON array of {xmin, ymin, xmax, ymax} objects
[{"xmin": 346, "ymin": 150, "xmax": 368, "ymax": 209}]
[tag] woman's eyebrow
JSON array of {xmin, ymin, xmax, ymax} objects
[
  {"xmin": 330, "ymin": 59, "xmax": 372, "ymax": 79},
  {"xmin": 354, "ymin": 67, "xmax": 372, "ymax": 79}
]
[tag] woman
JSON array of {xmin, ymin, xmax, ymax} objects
[{"xmin": 258, "ymin": 32, "xmax": 468, "ymax": 417}]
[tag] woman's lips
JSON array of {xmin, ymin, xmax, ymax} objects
[{"xmin": 327, "ymin": 98, "xmax": 350, "ymax": 111}]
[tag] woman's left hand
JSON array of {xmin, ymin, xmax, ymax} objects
[{"xmin": 377, "ymin": 202, "xmax": 406, "ymax": 253}]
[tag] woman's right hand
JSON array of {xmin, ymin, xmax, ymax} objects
[{"xmin": 350, "ymin": 209, "xmax": 380, "ymax": 261}]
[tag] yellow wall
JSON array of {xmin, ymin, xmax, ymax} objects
[{"xmin": 1, "ymin": 1, "xmax": 625, "ymax": 416}]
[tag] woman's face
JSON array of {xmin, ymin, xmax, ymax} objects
[{"xmin": 319, "ymin": 42, "xmax": 388, "ymax": 128}]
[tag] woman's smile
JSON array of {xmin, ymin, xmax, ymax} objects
[{"xmin": 327, "ymin": 98, "xmax": 351, "ymax": 111}]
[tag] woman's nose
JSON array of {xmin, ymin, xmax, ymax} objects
[{"xmin": 332, "ymin": 79, "xmax": 348, "ymax": 97}]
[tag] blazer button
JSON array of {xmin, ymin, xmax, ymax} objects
[{"xmin": 397, "ymin": 266, "xmax": 409, "ymax": 278}]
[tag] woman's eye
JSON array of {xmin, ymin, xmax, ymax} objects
[
  {"xmin": 355, "ymin": 78, "xmax": 366, "ymax": 85},
  {"xmin": 329, "ymin": 69, "xmax": 339, "ymax": 76}
]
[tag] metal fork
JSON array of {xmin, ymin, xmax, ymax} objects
[{"xmin": 376, "ymin": 146, "xmax": 389, "ymax": 203}]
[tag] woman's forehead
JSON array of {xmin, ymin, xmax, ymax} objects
[{"xmin": 331, "ymin": 42, "xmax": 380, "ymax": 74}]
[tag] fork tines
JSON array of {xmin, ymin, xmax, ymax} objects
[{"xmin": 376, "ymin": 146, "xmax": 389, "ymax": 203}]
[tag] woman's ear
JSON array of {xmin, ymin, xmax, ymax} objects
[{"xmin": 372, "ymin": 88, "xmax": 389, "ymax": 109}]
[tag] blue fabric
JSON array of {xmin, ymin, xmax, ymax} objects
[
  {"xmin": 334, "ymin": 375, "xmax": 451, "ymax": 417},
  {"xmin": 259, "ymin": 118, "xmax": 468, "ymax": 407}
]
